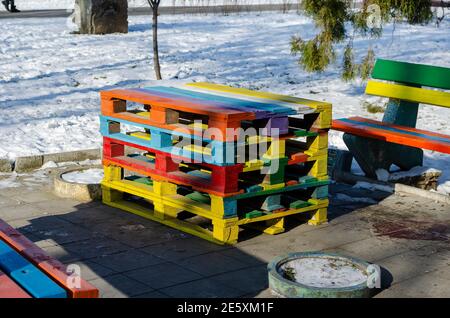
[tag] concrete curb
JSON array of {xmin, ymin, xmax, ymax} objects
[
  {"xmin": 7, "ymin": 148, "xmax": 101, "ymax": 173},
  {"xmin": 394, "ymin": 183, "xmax": 450, "ymax": 205},
  {"xmin": 0, "ymin": 159, "xmax": 13, "ymax": 173},
  {"xmin": 334, "ymin": 170, "xmax": 450, "ymax": 205}
]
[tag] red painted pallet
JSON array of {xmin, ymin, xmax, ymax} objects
[
  {"xmin": 0, "ymin": 219, "xmax": 99, "ymax": 298},
  {"xmin": 101, "ymin": 89, "xmax": 254, "ymax": 142},
  {"xmin": 333, "ymin": 116, "xmax": 450, "ymax": 154},
  {"xmin": 102, "ymin": 136, "xmax": 326, "ymax": 197},
  {"xmin": 103, "ymin": 136, "xmax": 244, "ymax": 197}
]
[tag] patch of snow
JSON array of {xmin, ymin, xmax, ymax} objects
[
  {"xmin": 61, "ymin": 168, "xmax": 104, "ymax": 184},
  {"xmin": 375, "ymin": 169, "xmax": 389, "ymax": 182},
  {"xmin": 389, "ymin": 166, "xmax": 441, "ymax": 181},
  {"xmin": 353, "ymin": 181, "xmax": 393, "ymax": 193},
  {"xmin": 40, "ymin": 161, "xmax": 59, "ymax": 169},
  {"xmin": 0, "ymin": 173, "xmax": 20, "ymax": 189},
  {"xmin": 335, "ymin": 194, "xmax": 377, "ymax": 204},
  {"xmin": 281, "ymin": 256, "xmax": 368, "ymax": 288}
]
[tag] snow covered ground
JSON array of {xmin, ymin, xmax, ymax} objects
[{"xmin": 0, "ymin": 12, "xmax": 449, "ymax": 193}]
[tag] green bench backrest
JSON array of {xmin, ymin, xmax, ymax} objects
[
  {"xmin": 366, "ymin": 59, "xmax": 450, "ymax": 127},
  {"xmin": 372, "ymin": 59, "xmax": 450, "ymax": 90}
]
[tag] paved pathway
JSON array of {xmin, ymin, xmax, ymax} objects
[{"xmin": 0, "ymin": 165, "xmax": 449, "ymax": 298}]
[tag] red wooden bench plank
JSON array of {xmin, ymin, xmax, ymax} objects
[
  {"xmin": 0, "ymin": 268, "xmax": 32, "ymax": 298},
  {"xmin": 0, "ymin": 219, "xmax": 99, "ymax": 298},
  {"xmin": 332, "ymin": 117, "xmax": 450, "ymax": 154}
]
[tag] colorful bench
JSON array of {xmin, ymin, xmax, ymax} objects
[
  {"xmin": 332, "ymin": 59, "xmax": 450, "ymax": 178},
  {"xmin": 0, "ymin": 219, "xmax": 99, "ymax": 298}
]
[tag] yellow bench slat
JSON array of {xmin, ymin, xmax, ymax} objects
[{"xmin": 366, "ymin": 80, "xmax": 450, "ymax": 108}]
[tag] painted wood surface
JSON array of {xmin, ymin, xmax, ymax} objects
[
  {"xmin": 332, "ymin": 117, "xmax": 450, "ymax": 154},
  {"xmin": 143, "ymin": 86, "xmax": 297, "ymax": 117},
  {"xmin": 372, "ymin": 59, "xmax": 450, "ymax": 90},
  {"xmin": 366, "ymin": 80, "xmax": 450, "ymax": 108},
  {"xmin": 101, "ymin": 89, "xmax": 253, "ymax": 120},
  {"xmin": 0, "ymin": 219, "xmax": 99, "ymax": 298},
  {"xmin": 0, "ymin": 268, "xmax": 31, "ymax": 298},
  {"xmin": 0, "ymin": 240, "xmax": 67, "ymax": 298}
]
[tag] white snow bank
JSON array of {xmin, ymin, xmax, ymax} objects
[
  {"xmin": 353, "ymin": 181, "xmax": 393, "ymax": 193},
  {"xmin": 389, "ymin": 166, "xmax": 441, "ymax": 181},
  {"xmin": 61, "ymin": 168, "xmax": 104, "ymax": 184}
]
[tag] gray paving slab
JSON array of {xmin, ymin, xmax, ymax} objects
[
  {"xmin": 41, "ymin": 244, "xmax": 83, "ymax": 264},
  {"xmin": 62, "ymin": 237, "xmax": 130, "ymax": 260},
  {"xmin": 160, "ymin": 278, "xmax": 245, "ymax": 298},
  {"xmin": 89, "ymin": 274, "xmax": 154, "ymax": 298},
  {"xmin": 375, "ymin": 271, "xmax": 450, "ymax": 298},
  {"xmin": 69, "ymin": 260, "xmax": 117, "ymax": 282},
  {"xmin": 376, "ymin": 247, "xmax": 450, "ymax": 285},
  {"xmin": 336, "ymin": 236, "xmax": 430, "ymax": 263},
  {"xmin": 140, "ymin": 237, "xmax": 227, "ymax": 261},
  {"xmin": 210, "ymin": 265, "xmax": 268, "ymax": 294},
  {"xmin": 177, "ymin": 252, "xmax": 250, "ymax": 277},
  {"xmin": 0, "ymin": 193, "xmax": 22, "ymax": 207},
  {"xmin": 92, "ymin": 249, "xmax": 166, "ymax": 272},
  {"xmin": 9, "ymin": 190, "xmax": 61, "ymax": 204},
  {"xmin": 133, "ymin": 290, "xmax": 171, "ymax": 298},
  {"xmin": 89, "ymin": 216, "xmax": 189, "ymax": 248},
  {"xmin": 0, "ymin": 202, "xmax": 49, "ymax": 222},
  {"xmin": 124, "ymin": 262, "xmax": 203, "ymax": 289}
]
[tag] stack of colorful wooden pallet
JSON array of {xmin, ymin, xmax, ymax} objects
[
  {"xmin": 100, "ymin": 82, "xmax": 331, "ymax": 244},
  {"xmin": 0, "ymin": 219, "xmax": 98, "ymax": 298}
]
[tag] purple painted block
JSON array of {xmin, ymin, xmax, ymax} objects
[{"xmin": 255, "ymin": 116, "xmax": 289, "ymax": 135}]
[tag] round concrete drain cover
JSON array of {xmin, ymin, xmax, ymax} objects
[{"xmin": 268, "ymin": 251, "xmax": 375, "ymax": 298}]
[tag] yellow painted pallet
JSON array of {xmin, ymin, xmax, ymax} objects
[{"xmin": 102, "ymin": 168, "xmax": 328, "ymax": 244}]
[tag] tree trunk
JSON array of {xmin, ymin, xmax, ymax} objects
[{"xmin": 152, "ymin": 8, "xmax": 162, "ymax": 80}]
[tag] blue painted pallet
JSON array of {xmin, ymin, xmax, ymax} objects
[
  {"xmin": 0, "ymin": 240, "xmax": 67, "ymax": 298},
  {"xmin": 100, "ymin": 115, "xmax": 242, "ymax": 166},
  {"xmin": 141, "ymin": 86, "xmax": 298, "ymax": 117}
]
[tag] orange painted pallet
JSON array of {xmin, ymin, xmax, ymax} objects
[
  {"xmin": 101, "ymin": 89, "xmax": 255, "ymax": 142},
  {"xmin": 0, "ymin": 219, "xmax": 99, "ymax": 298},
  {"xmin": 332, "ymin": 117, "xmax": 450, "ymax": 154}
]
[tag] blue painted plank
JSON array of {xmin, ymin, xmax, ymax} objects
[
  {"xmin": 0, "ymin": 240, "xmax": 67, "ymax": 298},
  {"xmin": 100, "ymin": 116, "xmax": 240, "ymax": 166},
  {"xmin": 141, "ymin": 86, "xmax": 297, "ymax": 116},
  {"xmin": 340, "ymin": 118, "xmax": 450, "ymax": 144}
]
